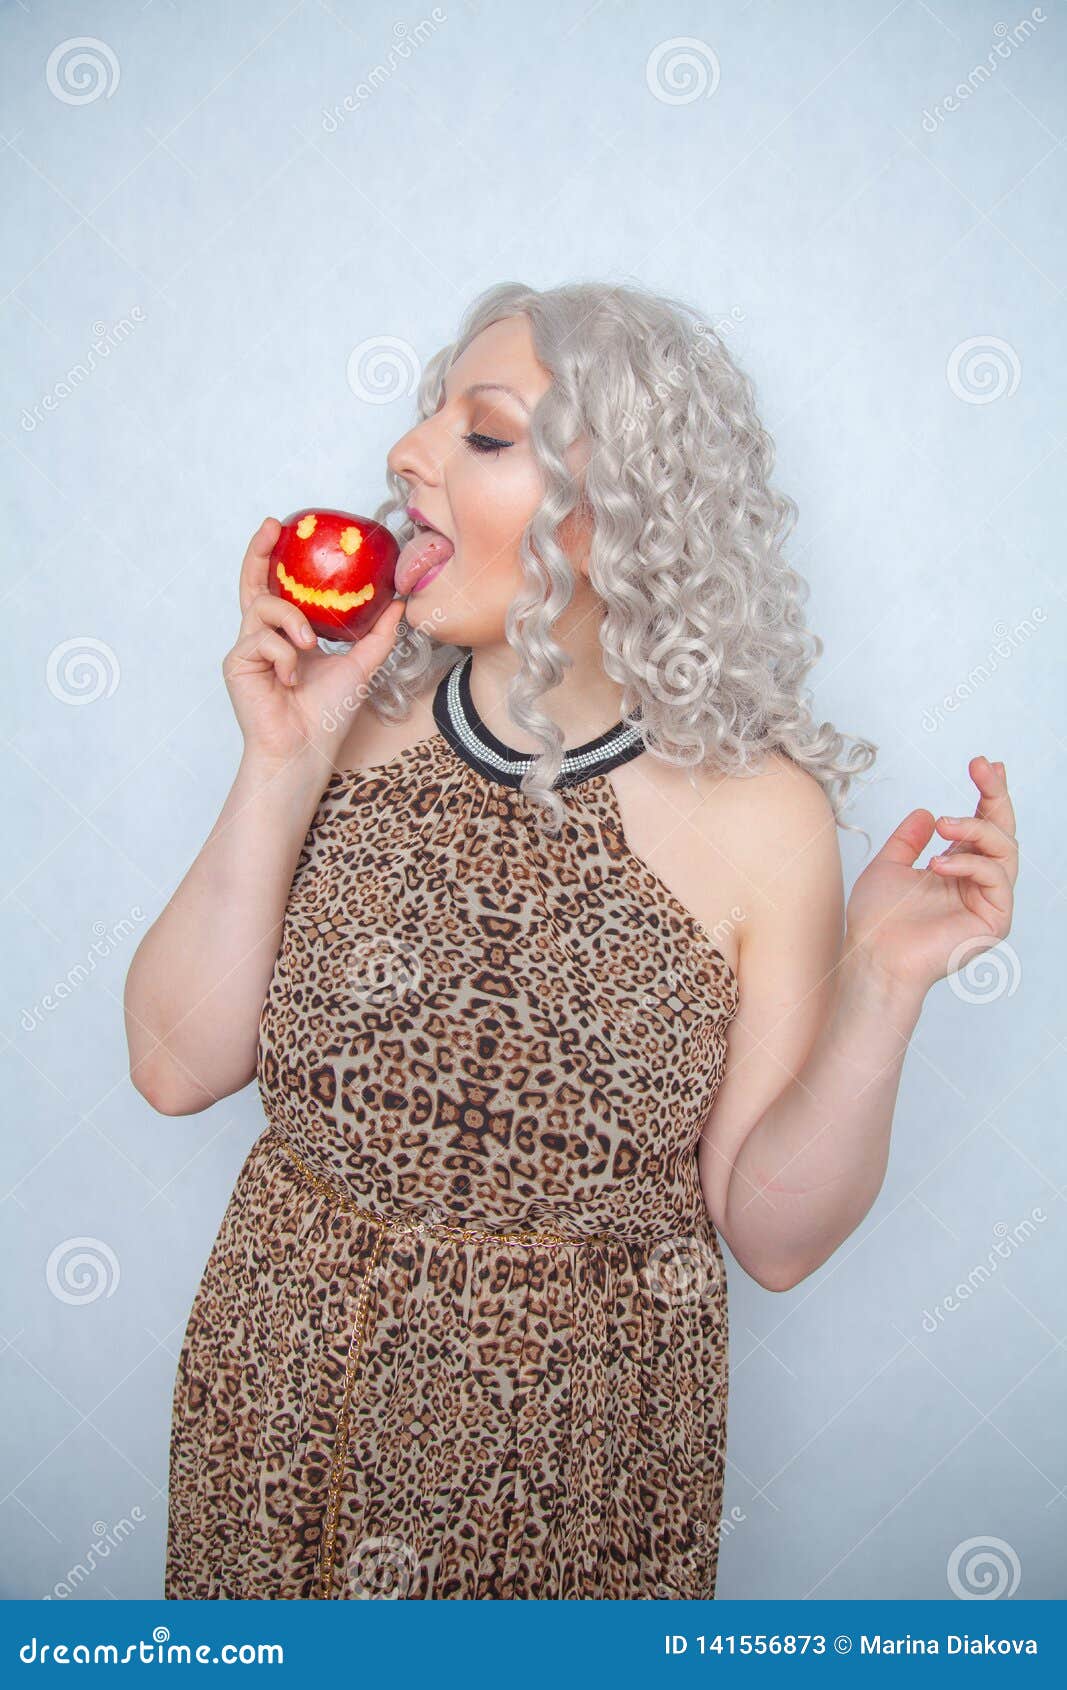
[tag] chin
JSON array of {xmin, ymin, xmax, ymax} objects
[
  {"xmin": 423, "ymin": 607, "xmax": 505, "ymax": 650},
  {"xmin": 403, "ymin": 577, "xmax": 500, "ymax": 644}
]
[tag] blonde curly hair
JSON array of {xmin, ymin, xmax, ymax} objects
[{"xmin": 365, "ymin": 279, "xmax": 877, "ymax": 836}]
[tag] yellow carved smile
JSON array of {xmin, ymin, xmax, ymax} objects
[{"xmin": 276, "ymin": 559, "xmax": 375, "ymax": 612}]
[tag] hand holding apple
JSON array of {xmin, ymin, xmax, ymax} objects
[
  {"xmin": 269, "ymin": 508, "xmax": 399, "ymax": 641},
  {"xmin": 223, "ymin": 515, "xmax": 406, "ymax": 774}
]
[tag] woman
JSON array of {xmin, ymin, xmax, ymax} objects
[{"xmin": 126, "ymin": 281, "xmax": 1018, "ymax": 1601}]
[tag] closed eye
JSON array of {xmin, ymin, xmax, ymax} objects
[{"xmin": 463, "ymin": 432, "xmax": 513, "ymax": 455}]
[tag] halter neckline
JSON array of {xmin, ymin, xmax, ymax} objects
[{"xmin": 431, "ymin": 653, "xmax": 645, "ymax": 790}]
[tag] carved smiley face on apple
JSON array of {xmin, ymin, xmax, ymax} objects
[{"xmin": 268, "ymin": 509, "xmax": 399, "ymax": 641}]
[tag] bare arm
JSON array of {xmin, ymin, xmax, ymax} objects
[
  {"xmin": 712, "ymin": 947, "xmax": 923, "ymax": 1289},
  {"xmin": 123, "ymin": 516, "xmax": 407, "ymax": 1115},
  {"xmin": 123, "ymin": 748, "xmax": 328, "ymax": 1114},
  {"xmin": 698, "ymin": 755, "xmax": 1017, "ymax": 1291}
]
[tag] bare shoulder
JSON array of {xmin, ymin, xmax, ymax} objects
[
  {"xmin": 700, "ymin": 748, "xmax": 839, "ymax": 865},
  {"xmin": 334, "ymin": 666, "xmax": 440, "ymax": 774},
  {"xmin": 608, "ymin": 747, "xmax": 841, "ymax": 971}
]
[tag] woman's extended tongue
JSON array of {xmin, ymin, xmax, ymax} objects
[{"xmin": 394, "ymin": 529, "xmax": 455, "ymax": 595}]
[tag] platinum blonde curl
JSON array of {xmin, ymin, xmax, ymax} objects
[{"xmin": 365, "ymin": 280, "xmax": 877, "ymax": 837}]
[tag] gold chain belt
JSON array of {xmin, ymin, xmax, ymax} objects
[
  {"xmin": 266, "ymin": 1129, "xmax": 617, "ymax": 1598},
  {"xmin": 270, "ymin": 1129, "xmax": 615, "ymax": 1249}
]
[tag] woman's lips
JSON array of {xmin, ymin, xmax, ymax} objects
[
  {"xmin": 394, "ymin": 527, "xmax": 455, "ymax": 595},
  {"xmin": 409, "ymin": 558, "xmax": 449, "ymax": 594}
]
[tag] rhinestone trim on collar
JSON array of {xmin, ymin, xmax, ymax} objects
[{"xmin": 432, "ymin": 654, "xmax": 646, "ymax": 790}]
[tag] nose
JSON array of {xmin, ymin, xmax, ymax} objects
[{"xmin": 387, "ymin": 416, "xmax": 441, "ymax": 494}]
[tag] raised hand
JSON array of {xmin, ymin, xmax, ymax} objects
[{"xmin": 843, "ymin": 756, "xmax": 1018, "ymax": 997}]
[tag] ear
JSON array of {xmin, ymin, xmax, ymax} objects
[{"xmin": 559, "ymin": 499, "xmax": 594, "ymax": 581}]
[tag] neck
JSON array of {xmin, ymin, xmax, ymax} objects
[{"xmin": 463, "ymin": 623, "xmax": 627, "ymax": 754}]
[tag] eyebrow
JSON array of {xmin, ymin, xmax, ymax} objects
[{"xmin": 442, "ymin": 379, "xmax": 531, "ymax": 414}]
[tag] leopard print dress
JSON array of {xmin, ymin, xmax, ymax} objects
[{"xmin": 165, "ymin": 652, "xmax": 739, "ymax": 1601}]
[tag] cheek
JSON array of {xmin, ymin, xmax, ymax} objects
[{"xmin": 461, "ymin": 466, "xmax": 542, "ymax": 565}]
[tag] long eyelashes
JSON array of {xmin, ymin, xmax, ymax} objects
[{"xmin": 463, "ymin": 432, "xmax": 513, "ymax": 456}]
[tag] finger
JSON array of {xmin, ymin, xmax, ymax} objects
[
  {"xmin": 238, "ymin": 518, "xmax": 282, "ymax": 616},
  {"xmin": 934, "ymin": 812, "xmax": 1019, "ymax": 873},
  {"xmin": 969, "ymin": 754, "xmax": 1016, "ymax": 838},
  {"xmin": 231, "ymin": 626, "xmax": 301, "ymax": 687},
  {"xmin": 929, "ymin": 849, "xmax": 1013, "ymax": 917},
  {"xmin": 875, "ymin": 808, "xmax": 937, "ymax": 868},
  {"xmin": 338, "ymin": 598, "xmax": 407, "ymax": 679},
  {"xmin": 240, "ymin": 588, "xmax": 317, "ymax": 650}
]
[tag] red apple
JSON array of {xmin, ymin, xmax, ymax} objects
[{"xmin": 269, "ymin": 508, "xmax": 399, "ymax": 641}]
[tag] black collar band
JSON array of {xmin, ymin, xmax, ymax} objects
[{"xmin": 432, "ymin": 654, "xmax": 645, "ymax": 790}]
